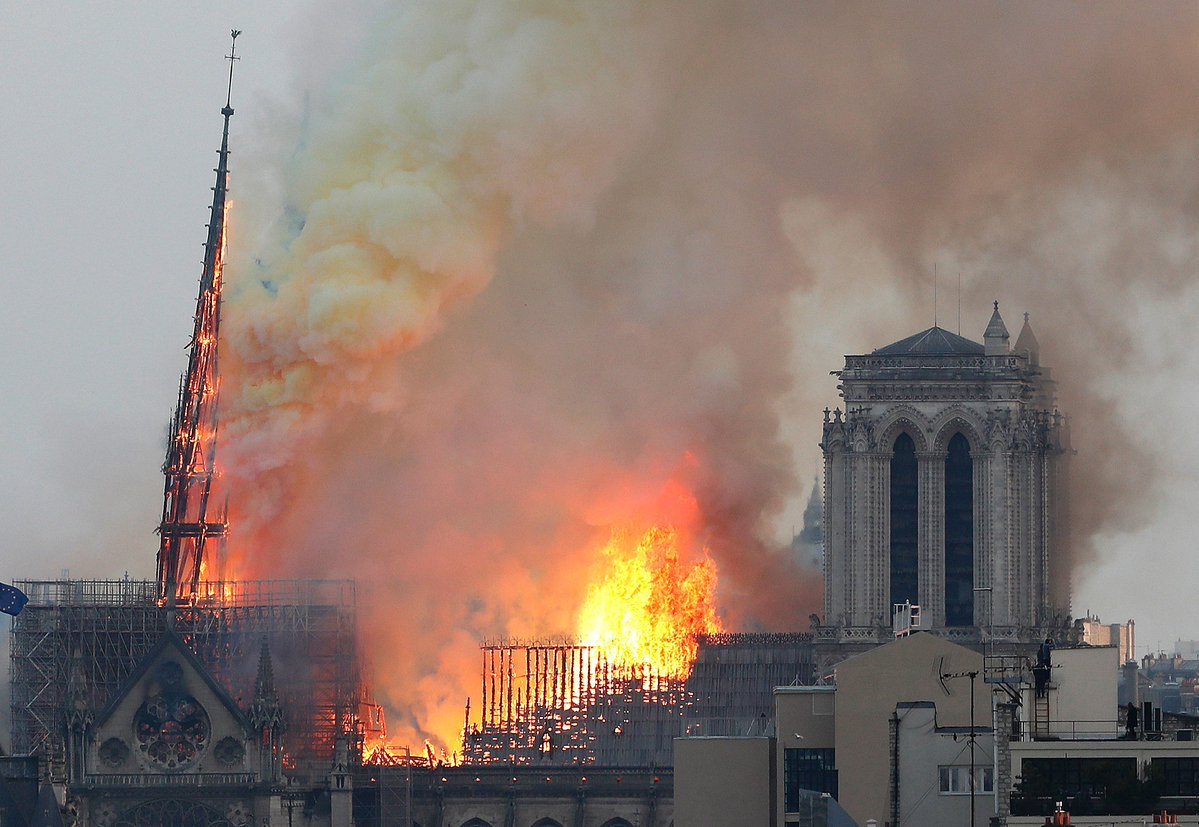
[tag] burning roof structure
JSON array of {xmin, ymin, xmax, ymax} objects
[{"xmin": 463, "ymin": 633, "xmax": 814, "ymax": 767}]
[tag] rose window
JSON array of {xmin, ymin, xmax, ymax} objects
[{"xmin": 132, "ymin": 663, "xmax": 210, "ymax": 770}]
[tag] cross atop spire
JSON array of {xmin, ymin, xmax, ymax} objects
[{"xmin": 224, "ymin": 30, "xmax": 240, "ymax": 113}]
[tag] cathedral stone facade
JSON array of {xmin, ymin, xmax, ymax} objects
[
  {"xmin": 820, "ymin": 304, "xmax": 1070, "ymax": 645},
  {"xmin": 64, "ymin": 632, "xmax": 287, "ymax": 827}
]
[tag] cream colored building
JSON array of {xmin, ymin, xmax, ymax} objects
[
  {"xmin": 773, "ymin": 632, "xmax": 989, "ymax": 826},
  {"xmin": 1077, "ymin": 614, "xmax": 1136, "ymax": 664},
  {"xmin": 675, "ymin": 737, "xmax": 776, "ymax": 827},
  {"xmin": 893, "ymin": 701, "xmax": 995, "ymax": 827},
  {"xmin": 1008, "ymin": 739, "xmax": 1199, "ymax": 826},
  {"xmin": 668, "ymin": 633, "xmax": 995, "ymax": 825},
  {"xmin": 1018, "ymin": 645, "xmax": 1119, "ymax": 740},
  {"xmin": 830, "ymin": 632, "xmax": 989, "ymax": 824},
  {"xmin": 674, "ymin": 730, "xmax": 854, "ymax": 827}
]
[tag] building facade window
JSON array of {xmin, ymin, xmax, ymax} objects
[
  {"xmin": 944, "ymin": 432, "xmax": 974, "ymax": 626},
  {"xmin": 1016, "ymin": 757, "xmax": 1138, "ymax": 800},
  {"xmin": 939, "ymin": 765, "xmax": 995, "ymax": 794},
  {"xmin": 890, "ymin": 433, "xmax": 919, "ymax": 608},
  {"xmin": 784, "ymin": 747, "xmax": 838, "ymax": 812},
  {"xmin": 1152, "ymin": 757, "xmax": 1199, "ymax": 796}
]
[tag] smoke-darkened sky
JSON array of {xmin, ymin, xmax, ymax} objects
[{"xmin": 5, "ymin": 2, "xmax": 1199, "ymax": 747}]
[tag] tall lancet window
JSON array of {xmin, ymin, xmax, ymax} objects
[
  {"xmin": 944, "ymin": 433, "xmax": 974, "ymax": 626},
  {"xmin": 890, "ymin": 433, "xmax": 919, "ymax": 608}
]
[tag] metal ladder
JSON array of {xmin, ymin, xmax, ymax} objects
[{"xmin": 1032, "ymin": 690, "xmax": 1051, "ymax": 739}]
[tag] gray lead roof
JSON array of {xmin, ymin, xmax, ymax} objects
[{"xmin": 872, "ymin": 326, "xmax": 986, "ymax": 356}]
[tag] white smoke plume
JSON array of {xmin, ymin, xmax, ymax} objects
[{"xmin": 223, "ymin": 1, "xmax": 1199, "ymax": 745}]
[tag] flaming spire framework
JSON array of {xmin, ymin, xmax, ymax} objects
[{"xmin": 155, "ymin": 31, "xmax": 240, "ymax": 605}]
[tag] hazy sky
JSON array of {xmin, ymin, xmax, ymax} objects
[
  {"xmin": 4, "ymin": 2, "xmax": 1199, "ymax": 727},
  {"xmin": 2, "ymin": 5, "xmax": 301, "ymax": 578}
]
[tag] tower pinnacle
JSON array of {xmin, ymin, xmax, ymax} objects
[
  {"xmin": 1015, "ymin": 312, "xmax": 1041, "ymax": 366},
  {"xmin": 250, "ymin": 638, "xmax": 284, "ymax": 728},
  {"xmin": 984, "ymin": 300, "xmax": 1009, "ymax": 356}
]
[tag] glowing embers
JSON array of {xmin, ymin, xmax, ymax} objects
[{"xmin": 577, "ymin": 525, "xmax": 722, "ymax": 681}]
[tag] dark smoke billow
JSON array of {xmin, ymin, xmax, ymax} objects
[{"xmin": 221, "ymin": 2, "xmax": 1199, "ymax": 745}]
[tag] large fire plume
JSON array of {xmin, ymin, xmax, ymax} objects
[{"xmin": 577, "ymin": 525, "xmax": 723, "ymax": 681}]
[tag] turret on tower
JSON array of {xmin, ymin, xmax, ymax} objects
[
  {"xmin": 984, "ymin": 300, "xmax": 1010, "ymax": 356},
  {"xmin": 1015, "ymin": 312, "xmax": 1040, "ymax": 366}
]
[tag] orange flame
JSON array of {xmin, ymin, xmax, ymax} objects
[
  {"xmin": 195, "ymin": 560, "xmax": 237, "ymax": 605},
  {"xmin": 576, "ymin": 525, "xmax": 722, "ymax": 680}
]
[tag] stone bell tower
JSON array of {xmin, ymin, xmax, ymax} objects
[{"xmin": 820, "ymin": 303, "xmax": 1069, "ymax": 645}]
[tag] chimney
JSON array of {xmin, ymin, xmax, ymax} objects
[{"xmin": 1122, "ymin": 660, "xmax": 1140, "ymax": 708}]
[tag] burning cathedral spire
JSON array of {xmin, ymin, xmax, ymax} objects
[{"xmin": 156, "ymin": 31, "xmax": 240, "ymax": 605}]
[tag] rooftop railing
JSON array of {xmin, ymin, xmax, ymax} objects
[
  {"xmin": 1013, "ymin": 719, "xmax": 1194, "ymax": 741},
  {"xmin": 85, "ymin": 772, "xmax": 258, "ymax": 788},
  {"xmin": 15, "ymin": 579, "xmax": 356, "ymax": 608}
]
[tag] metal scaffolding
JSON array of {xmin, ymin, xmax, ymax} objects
[
  {"xmin": 373, "ymin": 763, "xmax": 414, "ymax": 827},
  {"xmin": 462, "ymin": 632, "xmax": 814, "ymax": 767},
  {"xmin": 9, "ymin": 578, "xmax": 362, "ymax": 781}
]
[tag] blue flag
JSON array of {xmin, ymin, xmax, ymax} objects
[{"xmin": 0, "ymin": 581, "xmax": 29, "ymax": 616}]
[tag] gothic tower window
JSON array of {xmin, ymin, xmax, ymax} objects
[
  {"xmin": 944, "ymin": 433, "xmax": 974, "ymax": 626},
  {"xmin": 890, "ymin": 433, "xmax": 919, "ymax": 608}
]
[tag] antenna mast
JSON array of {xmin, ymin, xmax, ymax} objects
[
  {"xmin": 156, "ymin": 30, "xmax": 239, "ymax": 606},
  {"xmin": 933, "ymin": 263, "xmax": 938, "ymax": 327}
]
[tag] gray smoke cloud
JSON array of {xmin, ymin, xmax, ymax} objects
[{"xmin": 220, "ymin": 1, "xmax": 1199, "ymax": 744}]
